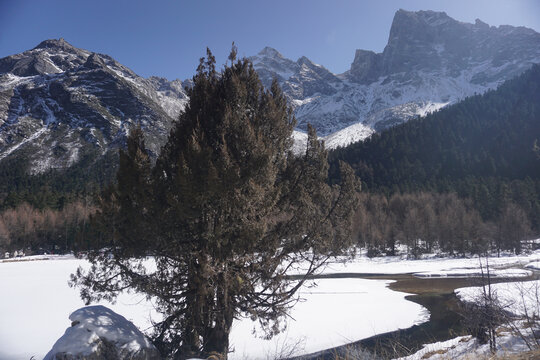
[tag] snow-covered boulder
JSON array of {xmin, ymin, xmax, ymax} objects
[{"xmin": 44, "ymin": 305, "xmax": 160, "ymax": 360}]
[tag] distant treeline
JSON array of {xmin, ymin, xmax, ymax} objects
[
  {"xmin": 2, "ymin": 191, "xmax": 531, "ymax": 258},
  {"xmin": 0, "ymin": 201, "xmax": 95, "ymax": 255},
  {"xmin": 353, "ymin": 192, "xmax": 531, "ymax": 257},
  {"xmin": 330, "ymin": 64, "xmax": 540, "ymax": 230}
]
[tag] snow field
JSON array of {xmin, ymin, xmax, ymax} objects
[
  {"xmin": 456, "ymin": 280, "xmax": 540, "ymax": 318},
  {"xmin": 228, "ymin": 278, "xmax": 428, "ymax": 359},
  {"xmin": 396, "ymin": 332, "xmax": 533, "ymax": 360},
  {"xmin": 315, "ymin": 248, "xmax": 540, "ymax": 277},
  {"xmin": 0, "ymin": 257, "xmax": 159, "ymax": 360},
  {"xmin": 2, "ymin": 247, "xmax": 539, "ymax": 359},
  {"xmin": 0, "ymin": 256, "xmax": 427, "ymax": 360}
]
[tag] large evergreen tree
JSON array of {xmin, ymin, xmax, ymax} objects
[{"xmin": 72, "ymin": 48, "xmax": 359, "ymax": 359}]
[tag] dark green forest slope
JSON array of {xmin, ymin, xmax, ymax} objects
[
  {"xmin": 0, "ymin": 150, "xmax": 117, "ymax": 210},
  {"xmin": 330, "ymin": 64, "xmax": 540, "ymax": 227}
]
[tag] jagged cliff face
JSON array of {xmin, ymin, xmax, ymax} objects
[
  {"xmin": 0, "ymin": 38, "xmax": 188, "ymax": 173},
  {"xmin": 251, "ymin": 10, "xmax": 540, "ymax": 140},
  {"xmin": 349, "ymin": 10, "xmax": 539, "ymax": 83},
  {"xmin": 0, "ymin": 10, "xmax": 539, "ymax": 172}
]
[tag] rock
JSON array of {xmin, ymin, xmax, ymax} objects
[
  {"xmin": 44, "ymin": 305, "xmax": 161, "ymax": 360},
  {"xmin": 348, "ymin": 49, "xmax": 382, "ymax": 84}
]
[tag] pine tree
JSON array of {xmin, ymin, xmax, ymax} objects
[{"xmin": 72, "ymin": 48, "xmax": 359, "ymax": 359}]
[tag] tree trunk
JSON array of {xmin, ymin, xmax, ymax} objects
[
  {"xmin": 179, "ymin": 259, "xmax": 203, "ymax": 359},
  {"xmin": 203, "ymin": 268, "xmax": 233, "ymax": 359}
]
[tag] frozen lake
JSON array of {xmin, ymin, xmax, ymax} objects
[{"xmin": 0, "ymin": 255, "xmax": 427, "ymax": 360}]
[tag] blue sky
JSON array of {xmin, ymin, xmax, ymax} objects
[{"xmin": 1, "ymin": 0, "xmax": 539, "ymax": 80}]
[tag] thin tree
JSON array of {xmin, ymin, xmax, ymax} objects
[{"xmin": 72, "ymin": 47, "xmax": 359, "ymax": 359}]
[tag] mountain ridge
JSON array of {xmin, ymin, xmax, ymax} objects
[
  {"xmin": 0, "ymin": 9, "xmax": 539, "ymax": 175},
  {"xmin": 0, "ymin": 38, "xmax": 188, "ymax": 174},
  {"xmin": 252, "ymin": 9, "xmax": 539, "ymax": 138}
]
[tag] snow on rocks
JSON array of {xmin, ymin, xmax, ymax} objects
[
  {"xmin": 323, "ymin": 122, "xmax": 374, "ymax": 149},
  {"xmin": 43, "ymin": 305, "xmax": 160, "ymax": 360},
  {"xmin": 396, "ymin": 331, "xmax": 535, "ymax": 360},
  {"xmin": 525, "ymin": 259, "xmax": 540, "ymax": 270}
]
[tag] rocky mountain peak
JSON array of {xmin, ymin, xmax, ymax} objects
[
  {"xmin": 257, "ymin": 46, "xmax": 283, "ymax": 58},
  {"xmin": 474, "ymin": 18, "xmax": 490, "ymax": 29},
  {"xmin": 1, "ymin": 10, "xmax": 539, "ymax": 171},
  {"xmin": 0, "ymin": 38, "xmax": 90, "ymax": 77},
  {"xmin": 347, "ymin": 9, "xmax": 540, "ymax": 84},
  {"xmin": 33, "ymin": 38, "xmax": 78, "ymax": 53},
  {"xmin": 249, "ymin": 47, "xmax": 299, "ymax": 88},
  {"xmin": 348, "ymin": 49, "xmax": 381, "ymax": 84},
  {"xmin": 297, "ymin": 56, "xmax": 314, "ymax": 67},
  {"xmin": 0, "ymin": 39, "xmax": 189, "ymax": 173},
  {"xmin": 83, "ymin": 52, "xmax": 107, "ymax": 69},
  {"xmin": 390, "ymin": 9, "xmax": 453, "ymax": 31}
]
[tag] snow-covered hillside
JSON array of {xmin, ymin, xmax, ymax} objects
[
  {"xmin": 250, "ymin": 10, "xmax": 540, "ymax": 140},
  {"xmin": 1, "ymin": 10, "xmax": 539, "ymax": 169},
  {"xmin": 292, "ymin": 123, "xmax": 374, "ymax": 154},
  {"xmin": 0, "ymin": 38, "xmax": 188, "ymax": 173}
]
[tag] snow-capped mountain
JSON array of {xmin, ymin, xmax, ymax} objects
[
  {"xmin": 1, "ymin": 10, "xmax": 539, "ymax": 173},
  {"xmin": 291, "ymin": 123, "xmax": 375, "ymax": 155},
  {"xmin": 0, "ymin": 38, "xmax": 188, "ymax": 173},
  {"xmin": 253, "ymin": 9, "xmax": 540, "ymax": 144}
]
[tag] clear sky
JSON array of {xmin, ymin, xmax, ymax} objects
[{"xmin": 1, "ymin": 0, "xmax": 539, "ymax": 80}]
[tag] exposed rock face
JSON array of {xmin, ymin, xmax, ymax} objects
[
  {"xmin": 350, "ymin": 10, "xmax": 540, "ymax": 83},
  {"xmin": 349, "ymin": 50, "xmax": 382, "ymax": 84},
  {"xmin": 44, "ymin": 305, "xmax": 160, "ymax": 360},
  {"xmin": 1, "ymin": 10, "xmax": 539, "ymax": 169},
  {"xmin": 250, "ymin": 10, "xmax": 540, "ymax": 139},
  {"xmin": 0, "ymin": 38, "xmax": 188, "ymax": 173}
]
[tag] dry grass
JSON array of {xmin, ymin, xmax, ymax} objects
[
  {"xmin": 496, "ymin": 350, "xmax": 540, "ymax": 359},
  {"xmin": 421, "ymin": 348, "xmax": 449, "ymax": 358},
  {"xmin": 420, "ymin": 349, "xmax": 540, "ymax": 360}
]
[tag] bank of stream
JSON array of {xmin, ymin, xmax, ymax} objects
[{"xmin": 294, "ymin": 272, "xmax": 538, "ymax": 359}]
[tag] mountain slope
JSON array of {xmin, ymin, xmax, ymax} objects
[
  {"xmin": 0, "ymin": 10, "xmax": 539, "ymax": 177},
  {"xmin": 0, "ymin": 38, "xmax": 188, "ymax": 175},
  {"xmin": 328, "ymin": 64, "xmax": 540, "ymax": 224},
  {"xmin": 251, "ymin": 10, "xmax": 540, "ymax": 140}
]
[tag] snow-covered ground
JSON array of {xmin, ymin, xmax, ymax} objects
[
  {"xmin": 1, "ymin": 247, "xmax": 539, "ymax": 359},
  {"xmin": 0, "ymin": 255, "xmax": 426, "ymax": 360},
  {"xmin": 315, "ymin": 248, "xmax": 540, "ymax": 277},
  {"xmin": 396, "ymin": 333, "xmax": 534, "ymax": 360},
  {"xmin": 0, "ymin": 256, "xmax": 159, "ymax": 360},
  {"xmin": 400, "ymin": 280, "xmax": 540, "ymax": 359},
  {"xmin": 229, "ymin": 278, "xmax": 427, "ymax": 359},
  {"xmin": 456, "ymin": 280, "xmax": 540, "ymax": 320}
]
